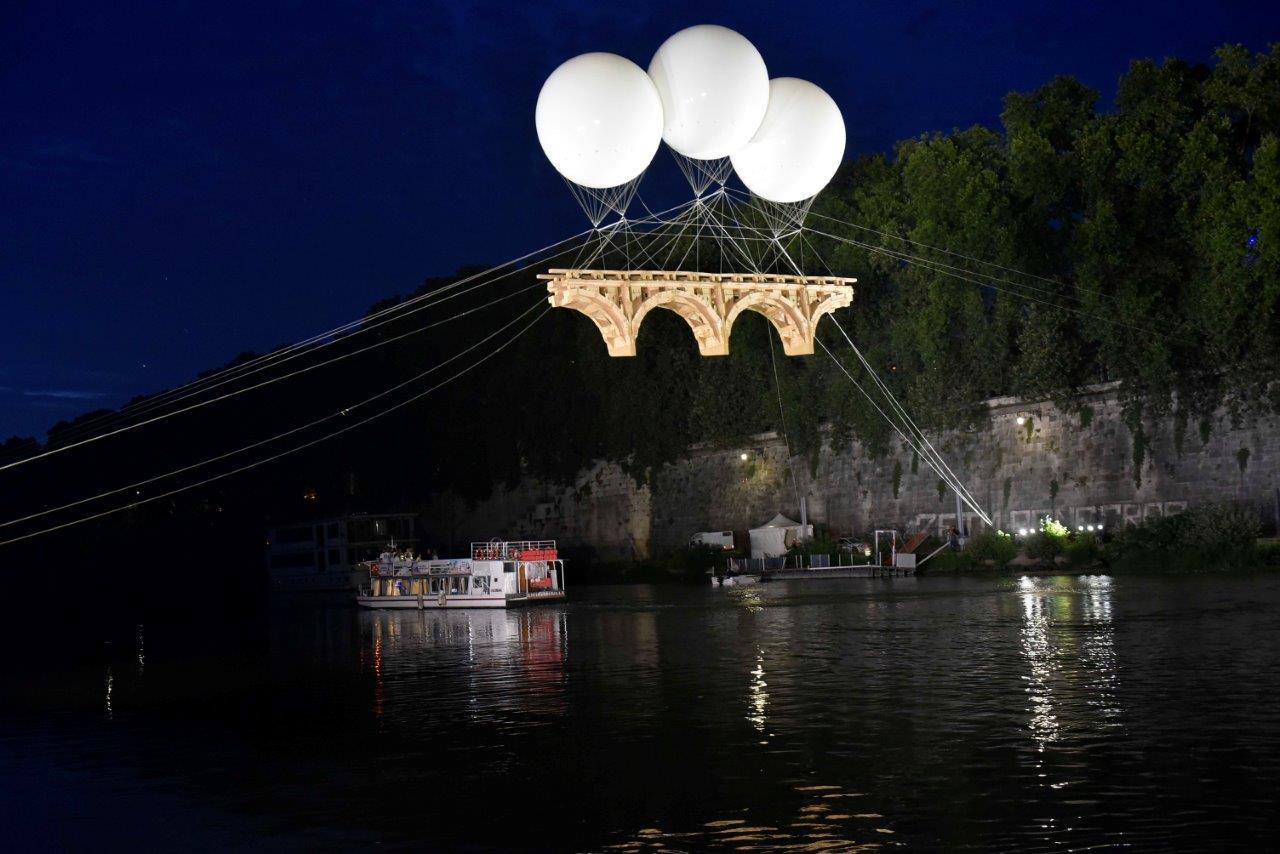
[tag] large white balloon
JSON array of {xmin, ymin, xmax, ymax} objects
[
  {"xmin": 535, "ymin": 52, "xmax": 663, "ymax": 189},
  {"xmin": 647, "ymin": 25, "xmax": 769, "ymax": 160},
  {"xmin": 730, "ymin": 78, "xmax": 846, "ymax": 204}
]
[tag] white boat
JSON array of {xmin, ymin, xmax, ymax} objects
[{"xmin": 356, "ymin": 539, "xmax": 566, "ymax": 609}]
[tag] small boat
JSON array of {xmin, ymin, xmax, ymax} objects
[{"xmin": 356, "ymin": 539, "xmax": 566, "ymax": 609}]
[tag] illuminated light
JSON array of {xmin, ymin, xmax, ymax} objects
[
  {"xmin": 740, "ymin": 452, "xmax": 749, "ymax": 461},
  {"xmin": 1016, "ymin": 415, "xmax": 1027, "ymax": 426},
  {"xmin": 1087, "ymin": 524, "xmax": 1095, "ymax": 532},
  {"xmin": 1019, "ymin": 528, "xmax": 1028, "ymax": 536},
  {"xmin": 1077, "ymin": 525, "xmax": 1084, "ymax": 532}
]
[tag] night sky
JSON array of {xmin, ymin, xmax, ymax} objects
[{"xmin": 3, "ymin": 1, "xmax": 1276, "ymax": 439}]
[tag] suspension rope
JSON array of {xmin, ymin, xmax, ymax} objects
[
  {"xmin": 0, "ymin": 294, "xmax": 553, "ymax": 531},
  {"xmin": 0, "ymin": 234, "xmax": 595, "ymax": 473},
  {"xmin": 0, "ymin": 302, "xmax": 554, "ymax": 547},
  {"xmin": 3, "ymin": 227, "xmax": 597, "ymax": 467},
  {"xmin": 816, "ymin": 333, "xmax": 992, "ymax": 526},
  {"xmin": 824, "ymin": 315, "xmax": 988, "ymax": 521},
  {"xmin": 802, "ymin": 223, "xmax": 1199, "ymax": 346},
  {"xmin": 767, "ymin": 330, "xmax": 803, "ymax": 515}
]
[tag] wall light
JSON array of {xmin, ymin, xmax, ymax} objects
[
  {"xmin": 1015, "ymin": 414, "xmax": 1027, "ymax": 426},
  {"xmin": 740, "ymin": 452, "xmax": 749, "ymax": 461}
]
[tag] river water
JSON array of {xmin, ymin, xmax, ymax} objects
[{"xmin": 3, "ymin": 575, "xmax": 1279, "ymax": 850}]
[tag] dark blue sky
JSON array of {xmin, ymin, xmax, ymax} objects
[{"xmin": 2, "ymin": 1, "xmax": 1275, "ymax": 438}]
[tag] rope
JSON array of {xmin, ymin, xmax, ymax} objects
[
  {"xmin": 0, "ymin": 303, "xmax": 554, "ymax": 547},
  {"xmin": 0, "ymin": 295, "xmax": 552, "ymax": 531},
  {"xmin": 1, "ymin": 228, "xmax": 596, "ymax": 469}
]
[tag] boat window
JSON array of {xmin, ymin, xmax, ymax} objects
[
  {"xmin": 327, "ymin": 523, "xmax": 340, "ymax": 538},
  {"xmin": 473, "ymin": 576, "xmax": 488, "ymax": 594},
  {"xmin": 329, "ymin": 549, "xmax": 340, "ymax": 565},
  {"xmin": 430, "ymin": 578, "xmax": 440, "ymax": 593}
]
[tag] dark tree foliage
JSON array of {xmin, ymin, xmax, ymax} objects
[{"xmin": 2, "ymin": 44, "xmax": 1278, "ymax": 559}]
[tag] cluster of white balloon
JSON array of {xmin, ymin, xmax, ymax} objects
[{"xmin": 535, "ymin": 24, "xmax": 845, "ymax": 222}]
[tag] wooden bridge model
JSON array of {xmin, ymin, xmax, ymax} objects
[{"xmin": 539, "ymin": 268, "xmax": 856, "ymax": 357}]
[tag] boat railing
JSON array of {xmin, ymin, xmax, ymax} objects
[
  {"xmin": 727, "ymin": 552, "xmax": 876, "ymax": 574},
  {"xmin": 470, "ymin": 539, "xmax": 558, "ymax": 561}
]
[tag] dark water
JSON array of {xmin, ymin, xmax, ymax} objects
[{"xmin": 3, "ymin": 575, "xmax": 1280, "ymax": 851}]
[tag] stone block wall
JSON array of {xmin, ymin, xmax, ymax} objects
[{"xmin": 436, "ymin": 384, "xmax": 1280, "ymax": 559}]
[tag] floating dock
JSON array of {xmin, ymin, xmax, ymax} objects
[{"xmin": 762, "ymin": 565, "xmax": 915, "ymax": 581}]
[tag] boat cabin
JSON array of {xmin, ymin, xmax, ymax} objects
[{"xmin": 356, "ymin": 539, "xmax": 565, "ymax": 609}]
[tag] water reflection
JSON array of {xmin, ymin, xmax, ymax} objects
[
  {"xmin": 1017, "ymin": 575, "xmax": 1123, "ymax": 750},
  {"xmin": 747, "ymin": 648, "xmax": 768, "ymax": 734},
  {"xmin": 1019, "ymin": 577, "xmax": 1061, "ymax": 748},
  {"xmin": 16, "ymin": 578, "xmax": 1277, "ymax": 850},
  {"xmin": 103, "ymin": 664, "xmax": 114, "ymax": 720},
  {"xmin": 607, "ymin": 783, "xmax": 896, "ymax": 850},
  {"xmin": 1080, "ymin": 576, "xmax": 1122, "ymax": 726},
  {"xmin": 359, "ymin": 607, "xmax": 568, "ymax": 732}
]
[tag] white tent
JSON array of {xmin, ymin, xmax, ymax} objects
[{"xmin": 748, "ymin": 513, "xmax": 813, "ymax": 559}]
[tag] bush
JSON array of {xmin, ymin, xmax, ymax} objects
[
  {"xmin": 1105, "ymin": 503, "xmax": 1263, "ymax": 573},
  {"xmin": 964, "ymin": 530, "xmax": 1017, "ymax": 567},
  {"xmin": 1041, "ymin": 517, "xmax": 1070, "ymax": 538},
  {"xmin": 1257, "ymin": 542, "xmax": 1280, "ymax": 568},
  {"xmin": 1024, "ymin": 531, "xmax": 1064, "ymax": 561},
  {"xmin": 930, "ymin": 549, "xmax": 974, "ymax": 571},
  {"xmin": 1180, "ymin": 503, "xmax": 1260, "ymax": 552},
  {"xmin": 1064, "ymin": 532, "xmax": 1101, "ymax": 566}
]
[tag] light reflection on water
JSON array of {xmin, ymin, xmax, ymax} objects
[
  {"xmin": 747, "ymin": 649, "xmax": 768, "ymax": 734},
  {"xmin": 5, "ymin": 575, "xmax": 1280, "ymax": 850}
]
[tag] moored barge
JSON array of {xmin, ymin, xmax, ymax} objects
[{"xmin": 356, "ymin": 539, "xmax": 566, "ymax": 609}]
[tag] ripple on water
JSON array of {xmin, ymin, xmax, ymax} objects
[{"xmin": 4, "ymin": 576, "xmax": 1279, "ymax": 850}]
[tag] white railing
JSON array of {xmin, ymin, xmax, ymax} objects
[
  {"xmin": 726, "ymin": 552, "xmax": 879, "ymax": 574},
  {"xmin": 470, "ymin": 540, "xmax": 558, "ymax": 560}
]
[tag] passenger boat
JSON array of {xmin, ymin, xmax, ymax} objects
[{"xmin": 355, "ymin": 539, "xmax": 566, "ymax": 609}]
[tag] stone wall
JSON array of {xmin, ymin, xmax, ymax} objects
[{"xmin": 432, "ymin": 383, "xmax": 1280, "ymax": 559}]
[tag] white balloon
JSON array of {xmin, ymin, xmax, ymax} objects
[
  {"xmin": 731, "ymin": 77, "xmax": 846, "ymax": 204},
  {"xmin": 535, "ymin": 52, "xmax": 663, "ymax": 189},
  {"xmin": 648, "ymin": 25, "xmax": 769, "ymax": 160}
]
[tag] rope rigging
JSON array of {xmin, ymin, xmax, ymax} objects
[
  {"xmin": 0, "ymin": 300, "xmax": 556, "ymax": 547},
  {"xmin": 10, "ymin": 165, "xmax": 1176, "ymax": 545},
  {"xmin": 0, "ymin": 295, "xmax": 556, "ymax": 533},
  {"xmin": 0, "ymin": 228, "xmax": 598, "ymax": 469}
]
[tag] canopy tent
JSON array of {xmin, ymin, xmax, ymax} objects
[{"xmin": 748, "ymin": 513, "xmax": 813, "ymax": 559}]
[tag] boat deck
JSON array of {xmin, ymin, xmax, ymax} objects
[{"xmin": 763, "ymin": 564, "xmax": 915, "ymax": 580}]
